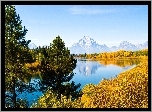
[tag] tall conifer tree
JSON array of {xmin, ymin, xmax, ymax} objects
[
  {"xmin": 39, "ymin": 36, "xmax": 81, "ymax": 99},
  {"xmin": 5, "ymin": 5, "xmax": 34, "ymax": 108}
]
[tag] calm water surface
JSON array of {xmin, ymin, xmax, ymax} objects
[
  {"xmin": 70, "ymin": 60, "xmax": 137, "ymax": 89},
  {"xmin": 17, "ymin": 59, "xmax": 140, "ymax": 107}
]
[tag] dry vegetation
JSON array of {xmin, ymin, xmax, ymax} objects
[
  {"xmin": 31, "ymin": 60, "xmax": 148, "ymax": 108},
  {"xmin": 81, "ymin": 60, "xmax": 148, "ymax": 108}
]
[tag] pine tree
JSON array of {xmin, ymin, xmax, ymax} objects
[
  {"xmin": 39, "ymin": 36, "xmax": 81, "ymax": 100},
  {"xmin": 5, "ymin": 5, "xmax": 35, "ymax": 108}
]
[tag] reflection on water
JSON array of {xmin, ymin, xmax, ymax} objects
[
  {"xmin": 16, "ymin": 78, "xmax": 43, "ymax": 107},
  {"xmin": 22, "ymin": 59, "xmax": 141, "ymax": 83},
  {"xmin": 99, "ymin": 59, "xmax": 141, "ymax": 67},
  {"xmin": 75, "ymin": 59, "xmax": 141, "ymax": 76},
  {"xmin": 76, "ymin": 60, "xmax": 104, "ymax": 75},
  {"xmin": 71, "ymin": 59, "xmax": 141, "ymax": 90}
]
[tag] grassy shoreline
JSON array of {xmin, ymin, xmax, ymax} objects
[
  {"xmin": 32, "ymin": 59, "xmax": 148, "ymax": 108},
  {"xmin": 80, "ymin": 60, "xmax": 148, "ymax": 108},
  {"xmin": 90, "ymin": 56, "xmax": 148, "ymax": 61}
]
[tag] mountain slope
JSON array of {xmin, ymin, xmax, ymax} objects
[
  {"xmin": 117, "ymin": 41, "xmax": 138, "ymax": 51},
  {"xmin": 70, "ymin": 36, "xmax": 110, "ymax": 54},
  {"xmin": 28, "ymin": 43, "xmax": 37, "ymax": 49},
  {"xmin": 69, "ymin": 36, "xmax": 148, "ymax": 54}
]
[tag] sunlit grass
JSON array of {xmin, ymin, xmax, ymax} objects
[
  {"xmin": 31, "ymin": 60, "xmax": 148, "ymax": 108},
  {"xmin": 81, "ymin": 60, "xmax": 148, "ymax": 108}
]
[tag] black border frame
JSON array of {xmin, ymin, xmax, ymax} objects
[{"xmin": 1, "ymin": 1, "xmax": 151, "ymax": 111}]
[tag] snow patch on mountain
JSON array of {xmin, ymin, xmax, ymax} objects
[
  {"xmin": 28, "ymin": 43, "xmax": 37, "ymax": 49},
  {"xmin": 69, "ymin": 36, "xmax": 148, "ymax": 54}
]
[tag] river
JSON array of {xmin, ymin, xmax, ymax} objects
[{"xmin": 17, "ymin": 59, "xmax": 141, "ymax": 107}]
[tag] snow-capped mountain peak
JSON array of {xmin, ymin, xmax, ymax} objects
[
  {"xmin": 77, "ymin": 36, "xmax": 95, "ymax": 48},
  {"xmin": 69, "ymin": 36, "xmax": 148, "ymax": 54},
  {"xmin": 83, "ymin": 36, "xmax": 95, "ymax": 42},
  {"xmin": 70, "ymin": 36, "xmax": 110, "ymax": 54},
  {"xmin": 120, "ymin": 41, "xmax": 131, "ymax": 45},
  {"xmin": 83, "ymin": 36, "xmax": 91, "ymax": 40}
]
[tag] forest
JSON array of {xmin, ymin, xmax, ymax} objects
[
  {"xmin": 5, "ymin": 5, "xmax": 148, "ymax": 108},
  {"xmin": 72, "ymin": 49, "xmax": 148, "ymax": 60}
]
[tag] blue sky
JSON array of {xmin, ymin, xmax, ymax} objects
[{"xmin": 14, "ymin": 5, "xmax": 148, "ymax": 47}]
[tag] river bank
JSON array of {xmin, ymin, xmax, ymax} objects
[{"xmin": 31, "ymin": 59, "xmax": 148, "ymax": 108}]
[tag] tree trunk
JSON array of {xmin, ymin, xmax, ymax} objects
[{"xmin": 12, "ymin": 76, "xmax": 16, "ymax": 108}]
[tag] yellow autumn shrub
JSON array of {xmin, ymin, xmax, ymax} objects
[
  {"xmin": 81, "ymin": 60, "xmax": 148, "ymax": 108},
  {"xmin": 31, "ymin": 89, "xmax": 83, "ymax": 108},
  {"xmin": 31, "ymin": 60, "xmax": 148, "ymax": 108}
]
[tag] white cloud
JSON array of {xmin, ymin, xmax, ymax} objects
[{"xmin": 69, "ymin": 6, "xmax": 118, "ymax": 15}]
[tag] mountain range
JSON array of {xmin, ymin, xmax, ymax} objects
[
  {"xmin": 28, "ymin": 36, "xmax": 148, "ymax": 54},
  {"xmin": 69, "ymin": 36, "xmax": 148, "ymax": 54}
]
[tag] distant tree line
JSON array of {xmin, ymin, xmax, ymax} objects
[
  {"xmin": 90, "ymin": 49, "xmax": 148, "ymax": 60},
  {"xmin": 71, "ymin": 49, "xmax": 148, "ymax": 60}
]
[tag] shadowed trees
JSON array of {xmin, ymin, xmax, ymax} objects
[
  {"xmin": 38, "ymin": 36, "xmax": 81, "ymax": 100},
  {"xmin": 5, "ymin": 5, "xmax": 81, "ymax": 108},
  {"xmin": 5, "ymin": 5, "xmax": 37, "ymax": 108}
]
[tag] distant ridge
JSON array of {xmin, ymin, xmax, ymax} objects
[
  {"xmin": 30, "ymin": 37, "xmax": 148, "ymax": 53},
  {"xmin": 69, "ymin": 36, "xmax": 148, "ymax": 54},
  {"xmin": 28, "ymin": 43, "xmax": 37, "ymax": 49}
]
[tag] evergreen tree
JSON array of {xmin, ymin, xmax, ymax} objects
[
  {"xmin": 39, "ymin": 36, "xmax": 81, "ymax": 99},
  {"xmin": 5, "ymin": 5, "xmax": 35, "ymax": 108}
]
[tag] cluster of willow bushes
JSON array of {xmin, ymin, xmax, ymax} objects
[
  {"xmin": 31, "ymin": 60, "xmax": 148, "ymax": 108},
  {"xmin": 88, "ymin": 49, "xmax": 148, "ymax": 60},
  {"xmin": 30, "ymin": 89, "xmax": 83, "ymax": 108}
]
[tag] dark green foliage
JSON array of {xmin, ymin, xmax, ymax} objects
[
  {"xmin": 5, "ymin": 5, "xmax": 35, "ymax": 108},
  {"xmin": 5, "ymin": 5, "xmax": 81, "ymax": 108},
  {"xmin": 38, "ymin": 36, "xmax": 81, "ymax": 99},
  {"xmin": 37, "ymin": 36, "xmax": 80, "ymax": 98}
]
